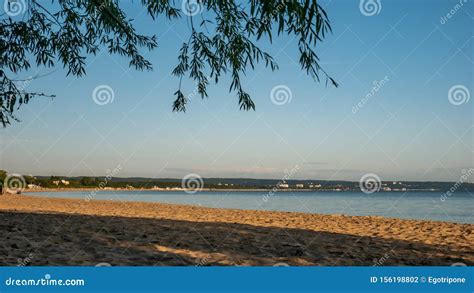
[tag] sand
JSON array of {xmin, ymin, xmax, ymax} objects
[{"xmin": 0, "ymin": 194, "xmax": 472, "ymax": 266}]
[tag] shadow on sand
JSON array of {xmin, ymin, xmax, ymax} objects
[{"xmin": 0, "ymin": 210, "xmax": 472, "ymax": 266}]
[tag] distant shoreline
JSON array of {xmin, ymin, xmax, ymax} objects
[{"xmin": 22, "ymin": 187, "xmax": 443, "ymax": 193}]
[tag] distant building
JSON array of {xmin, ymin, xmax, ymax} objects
[
  {"xmin": 27, "ymin": 184, "xmax": 40, "ymax": 189},
  {"xmin": 53, "ymin": 180, "xmax": 70, "ymax": 186},
  {"xmin": 295, "ymin": 184, "xmax": 304, "ymax": 188},
  {"xmin": 277, "ymin": 183, "xmax": 289, "ymax": 188}
]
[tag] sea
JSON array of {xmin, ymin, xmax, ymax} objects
[{"xmin": 28, "ymin": 190, "xmax": 473, "ymax": 224}]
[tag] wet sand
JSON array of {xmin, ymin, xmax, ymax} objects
[{"xmin": 0, "ymin": 194, "xmax": 472, "ymax": 266}]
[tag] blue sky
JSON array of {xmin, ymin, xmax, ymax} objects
[{"xmin": 1, "ymin": 0, "xmax": 473, "ymax": 182}]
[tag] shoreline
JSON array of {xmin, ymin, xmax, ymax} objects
[
  {"xmin": 22, "ymin": 187, "xmax": 443, "ymax": 193},
  {"xmin": 1, "ymin": 194, "xmax": 472, "ymax": 266}
]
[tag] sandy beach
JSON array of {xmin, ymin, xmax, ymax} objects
[{"xmin": 0, "ymin": 194, "xmax": 472, "ymax": 266}]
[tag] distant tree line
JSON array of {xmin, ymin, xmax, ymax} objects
[{"xmin": 1, "ymin": 170, "xmax": 473, "ymax": 192}]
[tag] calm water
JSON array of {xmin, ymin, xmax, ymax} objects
[{"xmin": 28, "ymin": 190, "xmax": 474, "ymax": 224}]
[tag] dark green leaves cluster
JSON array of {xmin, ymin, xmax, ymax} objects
[
  {"xmin": 1, "ymin": 0, "xmax": 336, "ymax": 126},
  {"xmin": 1, "ymin": 0, "xmax": 157, "ymax": 126},
  {"xmin": 171, "ymin": 0, "xmax": 337, "ymax": 112}
]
